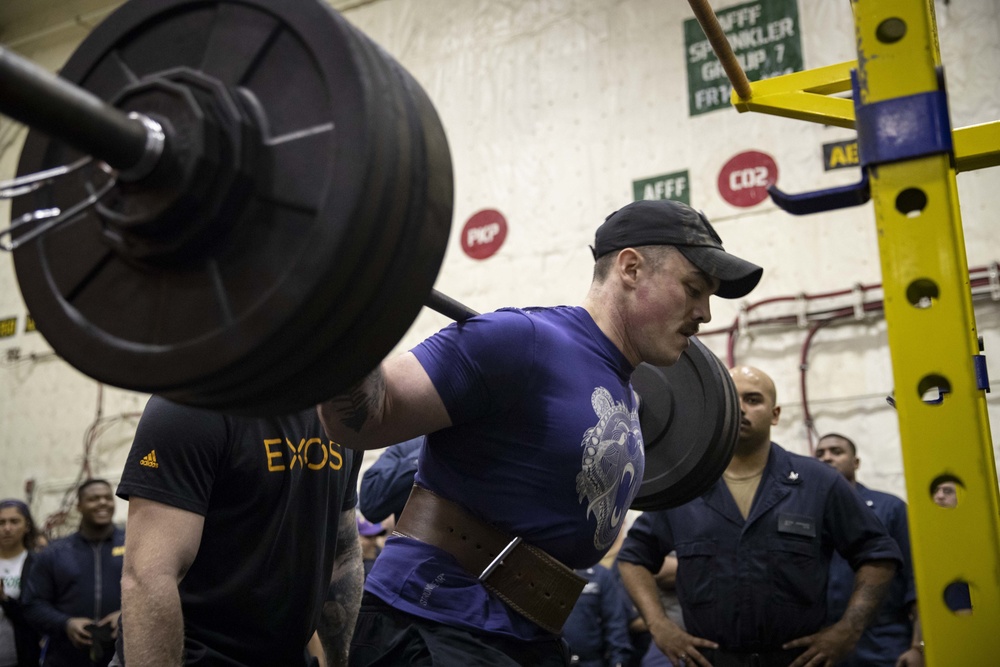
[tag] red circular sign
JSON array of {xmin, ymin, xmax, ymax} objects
[
  {"xmin": 460, "ymin": 209, "xmax": 508, "ymax": 260},
  {"xmin": 717, "ymin": 151, "xmax": 778, "ymax": 208}
]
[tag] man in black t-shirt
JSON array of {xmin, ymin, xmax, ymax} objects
[{"xmin": 112, "ymin": 396, "xmax": 364, "ymax": 667}]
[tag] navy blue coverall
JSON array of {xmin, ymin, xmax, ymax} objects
[
  {"xmin": 826, "ymin": 484, "xmax": 915, "ymax": 666},
  {"xmin": 358, "ymin": 436, "xmax": 424, "ymax": 523},
  {"xmin": 618, "ymin": 443, "xmax": 901, "ymax": 654},
  {"xmin": 563, "ymin": 564, "xmax": 633, "ymax": 667}
]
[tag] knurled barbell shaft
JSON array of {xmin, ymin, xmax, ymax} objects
[{"xmin": 0, "ymin": 46, "xmax": 153, "ymax": 172}]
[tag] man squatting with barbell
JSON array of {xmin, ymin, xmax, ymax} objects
[{"xmin": 318, "ymin": 198, "xmax": 764, "ymax": 666}]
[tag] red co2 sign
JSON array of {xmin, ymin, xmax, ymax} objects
[
  {"xmin": 717, "ymin": 151, "xmax": 778, "ymax": 208},
  {"xmin": 460, "ymin": 209, "xmax": 508, "ymax": 260}
]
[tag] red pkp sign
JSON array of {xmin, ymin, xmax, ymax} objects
[
  {"xmin": 460, "ymin": 209, "xmax": 507, "ymax": 260},
  {"xmin": 717, "ymin": 151, "xmax": 778, "ymax": 208}
]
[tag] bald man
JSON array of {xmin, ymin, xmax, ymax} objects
[{"xmin": 618, "ymin": 366, "xmax": 901, "ymax": 667}]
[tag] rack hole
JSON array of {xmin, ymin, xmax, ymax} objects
[
  {"xmin": 906, "ymin": 278, "xmax": 939, "ymax": 309},
  {"xmin": 918, "ymin": 374, "xmax": 950, "ymax": 405},
  {"xmin": 896, "ymin": 188, "xmax": 927, "ymax": 217},
  {"xmin": 944, "ymin": 581, "xmax": 973, "ymax": 614},
  {"xmin": 931, "ymin": 475, "xmax": 962, "ymax": 508},
  {"xmin": 876, "ymin": 18, "xmax": 907, "ymax": 43}
]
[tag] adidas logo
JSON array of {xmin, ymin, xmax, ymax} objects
[{"xmin": 139, "ymin": 450, "xmax": 159, "ymax": 469}]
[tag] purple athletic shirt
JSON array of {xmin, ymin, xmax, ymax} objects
[{"xmin": 365, "ymin": 306, "xmax": 644, "ymax": 640}]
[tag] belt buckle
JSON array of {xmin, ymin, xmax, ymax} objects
[{"xmin": 478, "ymin": 536, "xmax": 523, "ymax": 581}]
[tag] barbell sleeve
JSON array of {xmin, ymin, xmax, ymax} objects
[{"xmin": 0, "ymin": 46, "xmax": 158, "ymax": 174}]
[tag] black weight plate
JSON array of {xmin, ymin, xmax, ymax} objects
[
  {"xmin": 174, "ymin": 4, "xmax": 453, "ymax": 414},
  {"xmin": 12, "ymin": 0, "xmax": 448, "ymax": 408},
  {"xmin": 247, "ymin": 31, "xmax": 453, "ymax": 414},
  {"xmin": 13, "ymin": 0, "xmax": 368, "ymax": 393},
  {"xmin": 629, "ymin": 336, "xmax": 739, "ymax": 511},
  {"xmin": 282, "ymin": 47, "xmax": 453, "ymax": 414},
  {"xmin": 162, "ymin": 3, "xmax": 419, "ymax": 411}
]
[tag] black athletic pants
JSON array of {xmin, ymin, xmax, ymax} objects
[{"xmin": 349, "ymin": 592, "xmax": 571, "ymax": 666}]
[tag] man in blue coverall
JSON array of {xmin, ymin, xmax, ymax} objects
[
  {"xmin": 23, "ymin": 479, "xmax": 125, "ymax": 667},
  {"xmin": 564, "ymin": 563, "xmax": 634, "ymax": 667},
  {"xmin": 618, "ymin": 366, "xmax": 901, "ymax": 667},
  {"xmin": 815, "ymin": 433, "xmax": 924, "ymax": 667},
  {"xmin": 358, "ymin": 437, "xmax": 424, "ymax": 524}
]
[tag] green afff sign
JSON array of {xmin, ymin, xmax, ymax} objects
[
  {"xmin": 632, "ymin": 170, "xmax": 690, "ymax": 205},
  {"xmin": 684, "ymin": 0, "xmax": 803, "ymax": 116}
]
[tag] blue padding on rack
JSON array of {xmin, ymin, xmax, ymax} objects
[
  {"xmin": 974, "ymin": 355, "xmax": 991, "ymax": 392},
  {"xmin": 855, "ymin": 85, "xmax": 953, "ymax": 166},
  {"xmin": 767, "ymin": 68, "xmax": 952, "ymax": 216}
]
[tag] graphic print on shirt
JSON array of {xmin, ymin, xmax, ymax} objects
[
  {"xmin": 576, "ymin": 387, "xmax": 644, "ymax": 550},
  {"xmin": 0, "ymin": 552, "xmax": 27, "ymax": 598},
  {"xmin": 264, "ymin": 436, "xmax": 346, "ymax": 472}
]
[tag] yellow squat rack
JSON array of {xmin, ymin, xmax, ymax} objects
[{"xmin": 688, "ymin": 0, "xmax": 1000, "ymax": 663}]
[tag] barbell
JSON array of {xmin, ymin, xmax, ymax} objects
[{"xmin": 0, "ymin": 0, "xmax": 738, "ymax": 510}]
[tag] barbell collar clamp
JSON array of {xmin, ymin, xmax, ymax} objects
[{"xmin": 117, "ymin": 112, "xmax": 166, "ymax": 183}]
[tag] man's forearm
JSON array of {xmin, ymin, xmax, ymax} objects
[
  {"xmin": 838, "ymin": 560, "xmax": 896, "ymax": 640},
  {"xmin": 318, "ymin": 527, "xmax": 364, "ymax": 666},
  {"xmin": 618, "ymin": 562, "xmax": 670, "ymax": 630},
  {"xmin": 121, "ymin": 571, "xmax": 185, "ymax": 667},
  {"xmin": 909, "ymin": 603, "xmax": 923, "ymax": 652}
]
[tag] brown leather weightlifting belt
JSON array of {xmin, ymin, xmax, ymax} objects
[{"xmin": 393, "ymin": 484, "xmax": 586, "ymax": 634}]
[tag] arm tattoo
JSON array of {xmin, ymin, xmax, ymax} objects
[
  {"xmin": 841, "ymin": 563, "xmax": 894, "ymax": 636},
  {"xmin": 324, "ymin": 368, "xmax": 387, "ymax": 433},
  {"xmin": 318, "ymin": 511, "xmax": 365, "ymax": 666}
]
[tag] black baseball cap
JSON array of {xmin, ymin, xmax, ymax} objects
[{"xmin": 591, "ymin": 200, "xmax": 763, "ymax": 299}]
